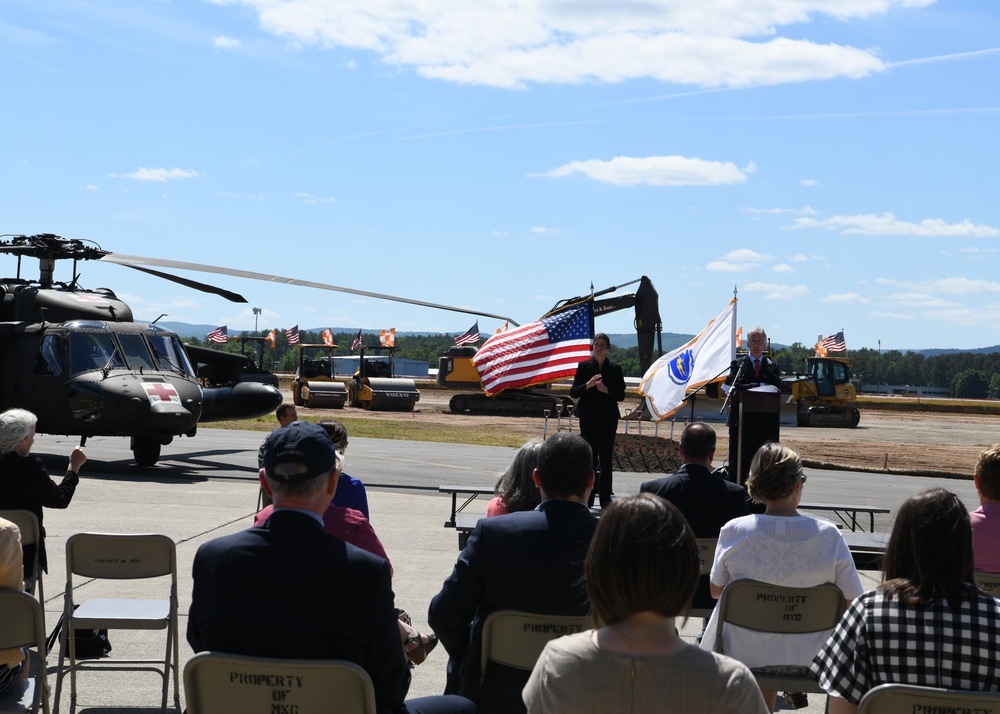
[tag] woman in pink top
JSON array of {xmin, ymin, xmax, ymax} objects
[
  {"xmin": 487, "ymin": 439, "xmax": 543, "ymax": 517},
  {"xmin": 972, "ymin": 444, "xmax": 1000, "ymax": 572}
]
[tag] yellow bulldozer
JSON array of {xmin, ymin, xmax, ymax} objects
[{"xmin": 785, "ymin": 355, "xmax": 861, "ymax": 427}]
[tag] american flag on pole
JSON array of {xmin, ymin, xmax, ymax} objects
[
  {"xmin": 474, "ymin": 301, "xmax": 592, "ymax": 396},
  {"xmin": 286, "ymin": 325, "xmax": 300, "ymax": 345},
  {"xmin": 265, "ymin": 329, "xmax": 276, "ymax": 348},
  {"xmin": 821, "ymin": 331, "xmax": 847, "ymax": 353},
  {"xmin": 321, "ymin": 328, "xmax": 336, "ymax": 347},
  {"xmin": 207, "ymin": 326, "xmax": 228, "ymax": 344},
  {"xmin": 455, "ymin": 322, "xmax": 480, "ymax": 347},
  {"xmin": 350, "ymin": 328, "xmax": 363, "ymax": 351},
  {"xmin": 380, "ymin": 328, "xmax": 395, "ymax": 348}
]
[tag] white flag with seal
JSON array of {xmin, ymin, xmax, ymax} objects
[{"xmin": 638, "ymin": 298, "xmax": 737, "ymax": 421}]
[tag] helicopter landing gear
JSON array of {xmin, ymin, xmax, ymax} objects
[{"xmin": 131, "ymin": 437, "xmax": 162, "ymax": 467}]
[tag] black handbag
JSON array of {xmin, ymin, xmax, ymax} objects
[{"xmin": 45, "ymin": 608, "xmax": 112, "ymax": 659}]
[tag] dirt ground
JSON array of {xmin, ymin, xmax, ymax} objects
[{"xmin": 292, "ymin": 385, "xmax": 996, "ymax": 477}]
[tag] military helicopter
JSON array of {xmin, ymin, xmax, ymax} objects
[{"xmin": 0, "ymin": 233, "xmax": 283, "ymax": 466}]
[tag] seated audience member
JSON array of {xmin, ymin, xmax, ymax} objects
[
  {"xmin": 190, "ymin": 422, "xmax": 472, "ymax": 714},
  {"xmin": 972, "ymin": 444, "xmax": 1000, "ymax": 572},
  {"xmin": 700, "ymin": 442, "xmax": 863, "ymax": 713},
  {"xmin": 486, "ymin": 439, "xmax": 542, "ymax": 517},
  {"xmin": 812, "ymin": 487, "xmax": 1000, "ymax": 713},
  {"xmin": 640, "ymin": 422, "xmax": 749, "ymax": 611},
  {"xmin": 428, "ymin": 433, "xmax": 598, "ymax": 714},
  {"xmin": 317, "ymin": 420, "xmax": 370, "ymax": 519},
  {"xmin": 523, "ymin": 493, "xmax": 767, "ymax": 713},
  {"xmin": 0, "ymin": 516, "xmax": 27, "ymax": 698}
]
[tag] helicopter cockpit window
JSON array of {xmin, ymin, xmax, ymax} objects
[
  {"xmin": 116, "ymin": 332, "xmax": 156, "ymax": 372},
  {"xmin": 69, "ymin": 332, "xmax": 125, "ymax": 375},
  {"xmin": 147, "ymin": 333, "xmax": 196, "ymax": 377},
  {"xmin": 37, "ymin": 335, "xmax": 64, "ymax": 376}
]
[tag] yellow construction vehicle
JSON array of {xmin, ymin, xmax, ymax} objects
[
  {"xmin": 291, "ymin": 344, "xmax": 348, "ymax": 409},
  {"xmin": 348, "ymin": 346, "xmax": 420, "ymax": 411},
  {"xmin": 786, "ymin": 355, "xmax": 860, "ymax": 427}
]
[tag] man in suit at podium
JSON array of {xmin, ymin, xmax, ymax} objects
[{"xmin": 724, "ymin": 326, "xmax": 783, "ymax": 483}]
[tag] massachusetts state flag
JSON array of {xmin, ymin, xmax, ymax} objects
[
  {"xmin": 350, "ymin": 328, "xmax": 363, "ymax": 351},
  {"xmin": 639, "ymin": 299, "xmax": 737, "ymax": 421},
  {"xmin": 380, "ymin": 328, "xmax": 395, "ymax": 348},
  {"xmin": 265, "ymin": 329, "xmax": 276, "ymax": 348},
  {"xmin": 286, "ymin": 325, "xmax": 300, "ymax": 345},
  {"xmin": 321, "ymin": 328, "xmax": 336, "ymax": 347},
  {"xmin": 207, "ymin": 326, "xmax": 228, "ymax": 344},
  {"xmin": 474, "ymin": 302, "xmax": 592, "ymax": 396},
  {"xmin": 455, "ymin": 322, "xmax": 480, "ymax": 347}
]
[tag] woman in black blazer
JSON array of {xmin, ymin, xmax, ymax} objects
[{"xmin": 570, "ymin": 333, "xmax": 625, "ymax": 509}]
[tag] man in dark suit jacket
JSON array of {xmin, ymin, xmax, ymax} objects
[
  {"xmin": 640, "ymin": 422, "xmax": 750, "ymax": 610},
  {"xmin": 189, "ymin": 422, "xmax": 472, "ymax": 714},
  {"xmin": 428, "ymin": 433, "xmax": 598, "ymax": 714}
]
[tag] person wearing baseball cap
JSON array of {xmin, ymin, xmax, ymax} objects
[{"xmin": 189, "ymin": 422, "xmax": 473, "ymax": 714}]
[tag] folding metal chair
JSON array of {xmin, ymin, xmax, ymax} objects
[
  {"xmin": 0, "ymin": 591, "xmax": 50, "ymax": 714},
  {"xmin": 480, "ymin": 610, "xmax": 589, "ymax": 679},
  {"xmin": 689, "ymin": 538, "xmax": 718, "ymax": 619},
  {"xmin": 974, "ymin": 570, "xmax": 1000, "ymax": 597},
  {"xmin": 53, "ymin": 533, "xmax": 179, "ymax": 714},
  {"xmin": 183, "ymin": 652, "xmax": 376, "ymax": 714},
  {"xmin": 857, "ymin": 683, "xmax": 1000, "ymax": 714},
  {"xmin": 0, "ymin": 511, "xmax": 43, "ymax": 626},
  {"xmin": 714, "ymin": 579, "xmax": 845, "ymax": 697}
]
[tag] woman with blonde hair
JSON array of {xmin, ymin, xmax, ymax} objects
[
  {"xmin": 699, "ymin": 441, "xmax": 862, "ymax": 712},
  {"xmin": 524, "ymin": 493, "xmax": 767, "ymax": 713}
]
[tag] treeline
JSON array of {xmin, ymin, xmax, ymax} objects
[{"xmin": 187, "ymin": 331, "xmax": 1000, "ymax": 398}]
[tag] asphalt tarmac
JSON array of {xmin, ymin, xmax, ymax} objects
[{"xmin": 15, "ymin": 428, "xmax": 979, "ymax": 713}]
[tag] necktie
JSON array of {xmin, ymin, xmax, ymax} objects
[{"xmin": 753, "ymin": 359, "xmax": 760, "ymax": 379}]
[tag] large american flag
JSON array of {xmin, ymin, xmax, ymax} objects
[
  {"xmin": 207, "ymin": 325, "xmax": 228, "ymax": 344},
  {"xmin": 821, "ymin": 331, "xmax": 847, "ymax": 353},
  {"xmin": 286, "ymin": 325, "xmax": 300, "ymax": 345},
  {"xmin": 474, "ymin": 301, "xmax": 592, "ymax": 396},
  {"xmin": 454, "ymin": 322, "xmax": 480, "ymax": 347}
]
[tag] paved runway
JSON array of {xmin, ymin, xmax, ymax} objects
[{"xmin": 19, "ymin": 428, "xmax": 978, "ymax": 713}]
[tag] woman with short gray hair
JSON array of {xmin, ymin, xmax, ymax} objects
[{"xmin": 0, "ymin": 408, "xmax": 86, "ymax": 574}]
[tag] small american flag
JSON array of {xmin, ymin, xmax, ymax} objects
[
  {"xmin": 286, "ymin": 325, "xmax": 300, "ymax": 345},
  {"xmin": 821, "ymin": 331, "xmax": 847, "ymax": 353},
  {"xmin": 350, "ymin": 328, "xmax": 363, "ymax": 351},
  {"xmin": 207, "ymin": 326, "xmax": 228, "ymax": 344},
  {"xmin": 474, "ymin": 302, "xmax": 592, "ymax": 396},
  {"xmin": 455, "ymin": 321, "xmax": 480, "ymax": 347}
]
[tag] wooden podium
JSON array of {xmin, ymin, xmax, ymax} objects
[{"xmin": 730, "ymin": 390, "xmax": 781, "ymax": 486}]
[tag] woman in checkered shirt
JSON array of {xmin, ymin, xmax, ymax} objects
[{"xmin": 811, "ymin": 487, "xmax": 1000, "ymax": 712}]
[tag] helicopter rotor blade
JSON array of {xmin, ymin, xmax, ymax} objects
[
  {"xmin": 122, "ymin": 264, "xmax": 248, "ymax": 303},
  {"xmin": 101, "ymin": 253, "xmax": 521, "ymax": 326}
]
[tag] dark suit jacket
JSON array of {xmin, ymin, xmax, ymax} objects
[
  {"xmin": 427, "ymin": 500, "xmax": 597, "ymax": 714},
  {"xmin": 725, "ymin": 354, "xmax": 783, "ymax": 391},
  {"xmin": 570, "ymin": 357, "xmax": 626, "ymax": 422},
  {"xmin": 0, "ymin": 452, "xmax": 79, "ymax": 573},
  {"xmin": 187, "ymin": 510, "xmax": 409, "ymax": 714},
  {"xmin": 640, "ymin": 464, "xmax": 750, "ymax": 609}
]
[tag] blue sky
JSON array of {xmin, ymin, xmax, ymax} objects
[{"xmin": 3, "ymin": 0, "xmax": 999, "ymax": 351}]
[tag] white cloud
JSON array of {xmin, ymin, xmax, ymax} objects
[
  {"xmin": 213, "ymin": 35, "xmax": 241, "ymax": 49},
  {"xmin": 822, "ymin": 292, "xmax": 868, "ymax": 304},
  {"xmin": 221, "ymin": 0, "xmax": 906, "ymax": 88},
  {"xmin": 530, "ymin": 226, "xmax": 565, "ymax": 235},
  {"xmin": 81, "ymin": 185, "xmax": 99, "ymax": 191},
  {"xmin": 724, "ymin": 249, "xmax": 772, "ymax": 262},
  {"xmin": 742, "ymin": 282, "xmax": 810, "ymax": 300},
  {"xmin": 870, "ymin": 311, "xmax": 915, "ymax": 320},
  {"xmin": 876, "ymin": 276, "xmax": 1000, "ymax": 296},
  {"xmin": 789, "ymin": 212, "xmax": 1000, "ymax": 237},
  {"xmin": 772, "ymin": 263, "xmax": 795, "ymax": 274},
  {"xmin": 885, "ymin": 292, "xmax": 963, "ymax": 309},
  {"xmin": 706, "ymin": 248, "xmax": 772, "ymax": 272},
  {"xmin": 545, "ymin": 155, "xmax": 748, "ymax": 186},
  {"xmin": 297, "ymin": 192, "xmax": 336, "ymax": 205},
  {"xmin": 800, "ymin": 178, "xmax": 820, "ymax": 187},
  {"xmin": 706, "ymin": 261, "xmax": 752, "ymax": 272},
  {"xmin": 108, "ymin": 167, "xmax": 203, "ymax": 182}
]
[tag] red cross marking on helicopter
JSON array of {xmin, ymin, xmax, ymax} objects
[{"xmin": 143, "ymin": 382, "xmax": 181, "ymax": 403}]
